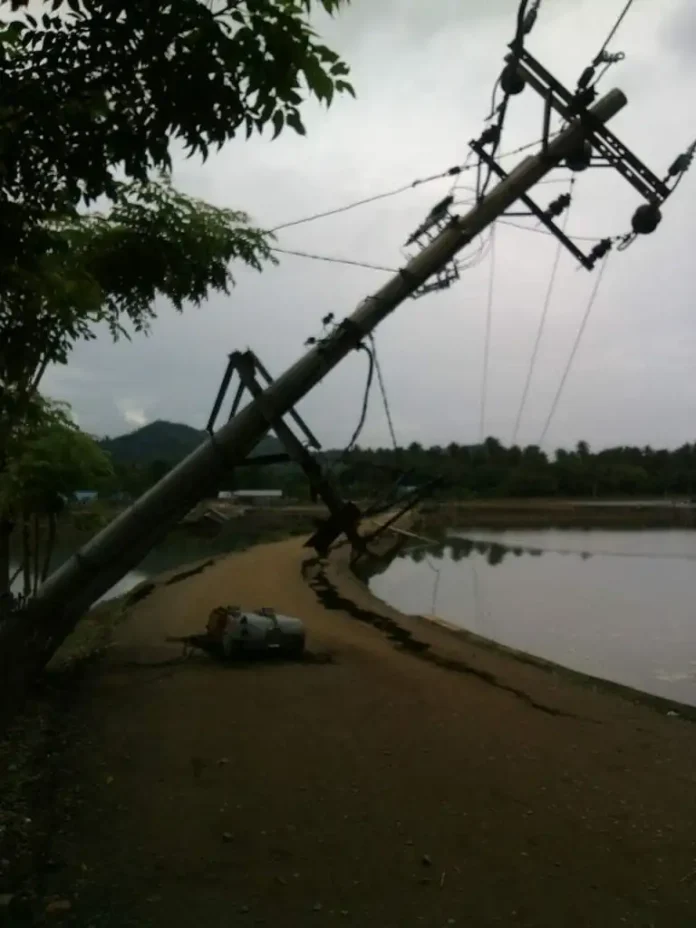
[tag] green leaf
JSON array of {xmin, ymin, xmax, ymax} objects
[
  {"xmin": 271, "ymin": 109, "xmax": 284, "ymax": 139},
  {"xmin": 286, "ymin": 111, "xmax": 306, "ymax": 135}
]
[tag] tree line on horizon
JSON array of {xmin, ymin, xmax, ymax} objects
[{"xmin": 96, "ymin": 433, "xmax": 696, "ymax": 501}]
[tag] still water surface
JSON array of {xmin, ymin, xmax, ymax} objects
[
  {"xmin": 368, "ymin": 529, "xmax": 696, "ymax": 705},
  {"xmin": 10, "ymin": 534, "xmax": 254, "ymax": 603}
]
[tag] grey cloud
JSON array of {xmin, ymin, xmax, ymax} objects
[
  {"xmin": 659, "ymin": 0, "xmax": 696, "ymax": 63},
  {"xmin": 43, "ymin": 0, "xmax": 696, "ymax": 452}
]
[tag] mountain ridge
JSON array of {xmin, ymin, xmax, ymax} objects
[{"xmin": 99, "ymin": 420, "xmax": 284, "ymax": 466}]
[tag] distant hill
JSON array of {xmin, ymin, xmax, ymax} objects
[{"xmin": 100, "ymin": 420, "xmax": 284, "ymax": 466}]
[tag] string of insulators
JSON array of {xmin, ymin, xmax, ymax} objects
[
  {"xmin": 666, "ymin": 141, "xmax": 696, "ymax": 180},
  {"xmin": 521, "ymin": 0, "xmax": 541, "ymax": 36},
  {"xmin": 544, "ymin": 192, "xmax": 571, "ymax": 220},
  {"xmin": 478, "ymin": 124, "xmax": 501, "ymax": 147},
  {"xmin": 404, "ymin": 195, "xmax": 454, "ymax": 247},
  {"xmin": 587, "ymin": 238, "xmax": 612, "ymax": 265}
]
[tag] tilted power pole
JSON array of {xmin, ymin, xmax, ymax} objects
[
  {"xmin": 25, "ymin": 90, "xmax": 625, "ymax": 631},
  {"xmin": 0, "ymin": 87, "xmax": 630, "ymax": 722}
]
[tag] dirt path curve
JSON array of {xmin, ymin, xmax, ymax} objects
[{"xmin": 46, "ymin": 537, "xmax": 696, "ymax": 927}]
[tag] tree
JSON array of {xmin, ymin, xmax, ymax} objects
[
  {"xmin": 1, "ymin": 177, "xmax": 276, "ymax": 427},
  {"xmin": 0, "ymin": 401, "xmax": 113, "ymax": 604},
  {"xmin": 0, "ymin": 0, "xmax": 354, "ymax": 436},
  {"xmin": 0, "ymin": 178, "xmax": 279, "ymax": 592},
  {"xmin": 0, "ymin": 0, "xmax": 357, "ymax": 726},
  {"xmin": 0, "ymin": 0, "xmax": 354, "ymax": 595},
  {"xmin": 0, "ymin": 0, "xmax": 353, "ymax": 213}
]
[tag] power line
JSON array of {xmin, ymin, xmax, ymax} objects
[
  {"xmin": 369, "ymin": 334, "xmax": 398, "ymax": 449},
  {"xmin": 594, "ymin": 0, "xmax": 635, "ymax": 64},
  {"xmin": 497, "ymin": 219, "xmax": 606, "ymax": 243},
  {"xmin": 270, "ymin": 246, "xmax": 397, "ymax": 273},
  {"xmin": 479, "ymin": 224, "xmax": 497, "ymax": 442},
  {"xmin": 269, "ymin": 165, "xmax": 465, "ymax": 234},
  {"xmin": 511, "ymin": 180, "xmax": 575, "ymax": 445},
  {"xmin": 478, "ymin": 0, "xmax": 538, "ymax": 200},
  {"xmin": 537, "ymin": 253, "xmax": 611, "ymax": 446},
  {"xmin": 269, "ymin": 136, "xmax": 562, "ymax": 238},
  {"xmin": 345, "ymin": 343, "xmax": 375, "ymax": 453}
]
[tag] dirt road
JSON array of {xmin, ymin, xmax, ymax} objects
[{"xmin": 38, "ymin": 537, "xmax": 696, "ymax": 927}]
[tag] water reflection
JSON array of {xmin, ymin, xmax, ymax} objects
[
  {"xmin": 402, "ymin": 533, "xmax": 696, "ymax": 566},
  {"xmin": 368, "ymin": 528, "xmax": 696, "ymax": 706}
]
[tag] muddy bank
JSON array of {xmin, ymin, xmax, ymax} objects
[{"xmin": 3, "ymin": 532, "xmax": 696, "ymax": 926}]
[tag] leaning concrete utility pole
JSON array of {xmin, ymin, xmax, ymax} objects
[
  {"xmin": 0, "ymin": 87, "xmax": 627, "ymax": 721},
  {"xmin": 31, "ymin": 91, "xmax": 626, "ymax": 616}
]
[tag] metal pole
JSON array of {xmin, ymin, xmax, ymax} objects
[{"xmin": 27, "ymin": 88, "xmax": 627, "ymax": 653}]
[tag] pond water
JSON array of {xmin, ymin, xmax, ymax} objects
[
  {"xmin": 10, "ymin": 530, "xmax": 262, "ymax": 604},
  {"xmin": 368, "ymin": 528, "xmax": 696, "ymax": 706}
]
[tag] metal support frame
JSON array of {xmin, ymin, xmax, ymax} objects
[
  {"xmin": 509, "ymin": 46, "xmax": 670, "ymax": 204},
  {"xmin": 471, "ymin": 139, "xmax": 595, "ymax": 269},
  {"xmin": 211, "ymin": 349, "xmax": 364, "ymax": 555}
]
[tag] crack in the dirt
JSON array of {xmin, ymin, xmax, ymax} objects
[
  {"xmin": 302, "ymin": 558, "xmax": 588, "ymax": 721},
  {"xmin": 165, "ymin": 559, "xmax": 216, "ymax": 586}
]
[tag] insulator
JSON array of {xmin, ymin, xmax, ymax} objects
[
  {"xmin": 631, "ymin": 202, "xmax": 662, "ymax": 235},
  {"xmin": 478, "ymin": 124, "xmax": 501, "ymax": 147},
  {"xmin": 589, "ymin": 239, "xmax": 612, "ymax": 263},
  {"xmin": 429, "ymin": 195, "xmax": 454, "ymax": 219},
  {"xmin": 577, "ymin": 66, "xmax": 595, "ymax": 91},
  {"xmin": 522, "ymin": 6, "xmax": 538, "ymax": 35},
  {"xmin": 500, "ymin": 62, "xmax": 526, "ymax": 96},
  {"xmin": 565, "ymin": 139, "xmax": 592, "ymax": 172},
  {"xmin": 545, "ymin": 192, "xmax": 571, "ymax": 219},
  {"xmin": 668, "ymin": 152, "xmax": 692, "ymax": 177}
]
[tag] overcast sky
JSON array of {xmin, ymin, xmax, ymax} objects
[{"xmin": 43, "ymin": 0, "xmax": 696, "ymax": 452}]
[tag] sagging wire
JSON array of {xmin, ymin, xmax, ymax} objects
[
  {"xmin": 272, "ymin": 136, "xmax": 569, "ymax": 239},
  {"xmin": 344, "ymin": 341, "xmax": 375, "ymax": 454},
  {"xmin": 497, "ymin": 219, "xmax": 607, "ymax": 243},
  {"xmin": 369, "ymin": 334, "xmax": 398, "ymax": 450},
  {"xmin": 576, "ymin": 0, "xmax": 633, "ymax": 95},
  {"xmin": 423, "ymin": 555, "xmax": 442, "ymax": 616},
  {"xmin": 537, "ymin": 251, "xmax": 612, "ymax": 446},
  {"xmin": 479, "ymin": 224, "xmax": 497, "ymax": 442},
  {"xmin": 271, "ymin": 246, "xmax": 398, "ymax": 273},
  {"xmin": 511, "ymin": 178, "xmax": 575, "ymax": 445},
  {"xmin": 270, "ymin": 163, "xmax": 473, "ymax": 235},
  {"xmin": 478, "ymin": 0, "xmax": 541, "ymax": 201}
]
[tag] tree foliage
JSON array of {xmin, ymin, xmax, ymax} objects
[
  {"xmin": 0, "ymin": 0, "xmax": 353, "ymax": 211},
  {"xmin": 0, "ymin": 399, "xmax": 112, "ymax": 600},
  {"xmin": 252, "ymin": 439, "xmax": 696, "ymax": 501},
  {"xmin": 0, "ymin": 177, "xmax": 276, "ymax": 409},
  {"xmin": 0, "ymin": 0, "xmax": 352, "ymax": 439}
]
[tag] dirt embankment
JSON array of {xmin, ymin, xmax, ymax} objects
[{"xmin": 2, "ymin": 533, "xmax": 696, "ymax": 927}]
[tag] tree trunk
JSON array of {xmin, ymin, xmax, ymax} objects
[
  {"xmin": 21, "ymin": 511, "xmax": 31, "ymax": 599},
  {"xmin": 32, "ymin": 514, "xmax": 41, "ymax": 596},
  {"xmin": 0, "ymin": 518, "xmax": 13, "ymax": 599},
  {"xmin": 41, "ymin": 512, "xmax": 56, "ymax": 583}
]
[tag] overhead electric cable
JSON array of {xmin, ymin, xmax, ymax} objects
[
  {"xmin": 369, "ymin": 334, "xmax": 398, "ymax": 449},
  {"xmin": 479, "ymin": 224, "xmax": 497, "ymax": 442},
  {"xmin": 537, "ymin": 253, "xmax": 611, "ymax": 446},
  {"xmin": 345, "ymin": 342, "xmax": 375, "ymax": 453},
  {"xmin": 594, "ymin": 0, "xmax": 635, "ymax": 64},
  {"xmin": 269, "ymin": 136, "xmax": 562, "ymax": 238},
  {"xmin": 270, "ymin": 247, "xmax": 397, "ymax": 273},
  {"xmin": 511, "ymin": 180, "xmax": 575, "ymax": 444},
  {"xmin": 270, "ymin": 165, "xmax": 467, "ymax": 234},
  {"xmin": 478, "ymin": 0, "xmax": 537, "ymax": 200},
  {"xmin": 497, "ymin": 219, "xmax": 608, "ymax": 243}
]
